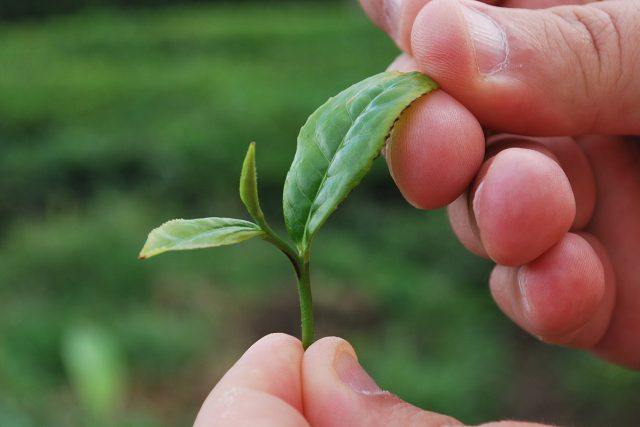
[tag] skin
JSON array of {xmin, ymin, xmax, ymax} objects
[
  {"xmin": 196, "ymin": 0, "xmax": 640, "ymax": 425},
  {"xmin": 194, "ymin": 333, "xmax": 544, "ymax": 426}
]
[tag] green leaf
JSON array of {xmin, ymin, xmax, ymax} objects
[
  {"xmin": 139, "ymin": 217, "xmax": 264, "ymax": 259},
  {"xmin": 239, "ymin": 142, "xmax": 264, "ymax": 223},
  {"xmin": 283, "ymin": 71, "xmax": 437, "ymax": 248}
]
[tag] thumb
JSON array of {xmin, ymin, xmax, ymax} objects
[
  {"xmin": 366, "ymin": 0, "xmax": 640, "ymax": 135},
  {"xmin": 302, "ymin": 337, "xmax": 461, "ymax": 426},
  {"xmin": 303, "ymin": 337, "xmax": 559, "ymax": 427}
]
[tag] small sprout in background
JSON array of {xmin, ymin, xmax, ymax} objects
[
  {"xmin": 139, "ymin": 71, "xmax": 438, "ymax": 349},
  {"xmin": 62, "ymin": 324, "xmax": 127, "ymax": 425}
]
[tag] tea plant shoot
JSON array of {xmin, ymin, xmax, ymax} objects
[{"xmin": 140, "ymin": 71, "xmax": 438, "ymax": 349}]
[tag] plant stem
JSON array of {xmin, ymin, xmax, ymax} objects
[
  {"xmin": 297, "ymin": 254, "xmax": 314, "ymax": 349},
  {"xmin": 259, "ymin": 220, "xmax": 314, "ymax": 348},
  {"xmin": 254, "ymin": 211, "xmax": 301, "ymax": 277}
]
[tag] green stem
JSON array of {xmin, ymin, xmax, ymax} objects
[
  {"xmin": 260, "ymin": 226, "xmax": 301, "ymax": 278},
  {"xmin": 255, "ymin": 214, "xmax": 313, "ymax": 348},
  {"xmin": 297, "ymin": 254, "xmax": 314, "ymax": 349}
]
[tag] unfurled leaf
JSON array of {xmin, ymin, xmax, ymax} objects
[
  {"xmin": 139, "ymin": 217, "xmax": 264, "ymax": 259},
  {"xmin": 283, "ymin": 71, "xmax": 437, "ymax": 248},
  {"xmin": 239, "ymin": 142, "xmax": 264, "ymax": 223}
]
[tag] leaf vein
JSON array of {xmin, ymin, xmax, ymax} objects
[{"xmin": 300, "ymin": 83, "xmax": 391, "ymax": 243}]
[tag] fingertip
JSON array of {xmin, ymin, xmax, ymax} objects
[
  {"xmin": 255, "ymin": 332, "xmax": 303, "ymax": 350},
  {"xmin": 194, "ymin": 334, "xmax": 306, "ymax": 426},
  {"xmin": 307, "ymin": 337, "xmax": 385, "ymax": 398},
  {"xmin": 194, "ymin": 388, "xmax": 310, "ymax": 427},
  {"xmin": 199, "ymin": 333, "xmax": 304, "ymax": 415},
  {"xmin": 304, "ymin": 336, "xmax": 362, "ymax": 399},
  {"xmin": 522, "ymin": 234, "xmax": 605, "ymax": 343},
  {"xmin": 474, "ymin": 148, "xmax": 575, "ymax": 266},
  {"xmin": 303, "ymin": 337, "xmax": 460, "ymax": 427},
  {"xmin": 258, "ymin": 332, "xmax": 302, "ymax": 348},
  {"xmin": 306, "ymin": 336, "xmax": 355, "ymax": 360},
  {"xmin": 490, "ymin": 233, "xmax": 606, "ymax": 344},
  {"xmin": 411, "ymin": 0, "xmax": 477, "ymax": 92},
  {"xmin": 241, "ymin": 333, "xmax": 304, "ymax": 377},
  {"xmin": 570, "ymin": 232, "xmax": 615, "ymax": 349},
  {"xmin": 487, "ymin": 135, "xmax": 597, "ymax": 230},
  {"xmin": 387, "ymin": 90, "xmax": 484, "ymax": 210}
]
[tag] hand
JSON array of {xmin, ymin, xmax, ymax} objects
[
  {"xmin": 194, "ymin": 333, "xmax": 551, "ymax": 427},
  {"xmin": 357, "ymin": 0, "xmax": 640, "ymax": 368}
]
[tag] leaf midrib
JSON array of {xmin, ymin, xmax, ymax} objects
[{"xmin": 299, "ymin": 79, "xmax": 395, "ymax": 246}]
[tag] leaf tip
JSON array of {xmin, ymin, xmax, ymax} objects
[
  {"xmin": 245, "ymin": 141, "xmax": 256, "ymax": 160},
  {"xmin": 241, "ymin": 142, "xmax": 256, "ymax": 174},
  {"xmin": 138, "ymin": 245, "xmax": 153, "ymax": 259},
  {"xmin": 240, "ymin": 141, "xmax": 263, "ymax": 222}
]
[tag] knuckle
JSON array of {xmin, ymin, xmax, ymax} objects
[{"xmin": 549, "ymin": 5, "xmax": 627, "ymax": 127}]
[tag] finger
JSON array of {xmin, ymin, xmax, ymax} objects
[
  {"xmin": 503, "ymin": 0, "xmax": 596, "ymax": 8},
  {"xmin": 447, "ymin": 136, "xmax": 595, "ymax": 261},
  {"xmin": 572, "ymin": 232, "xmax": 616, "ymax": 349},
  {"xmin": 386, "ymin": 54, "xmax": 485, "ymax": 209},
  {"xmin": 194, "ymin": 333, "xmax": 308, "ymax": 427},
  {"xmin": 448, "ymin": 190, "xmax": 489, "ymax": 258},
  {"xmin": 358, "ymin": 0, "xmax": 594, "ymax": 51},
  {"xmin": 359, "ymin": 0, "xmax": 431, "ymax": 50},
  {"xmin": 489, "ymin": 233, "xmax": 609, "ymax": 346},
  {"xmin": 302, "ymin": 336, "xmax": 462, "ymax": 427},
  {"xmin": 471, "ymin": 146, "xmax": 575, "ymax": 266},
  {"xmin": 506, "ymin": 136, "xmax": 595, "ymax": 230},
  {"xmin": 455, "ymin": 146, "xmax": 575, "ymax": 266},
  {"xmin": 581, "ymin": 135, "xmax": 640, "ymax": 369},
  {"xmin": 378, "ymin": 0, "xmax": 640, "ymax": 134},
  {"xmin": 486, "ymin": 135, "xmax": 597, "ymax": 230},
  {"xmin": 476, "ymin": 422, "xmax": 564, "ymax": 427},
  {"xmin": 385, "ymin": 84, "xmax": 485, "ymax": 209}
]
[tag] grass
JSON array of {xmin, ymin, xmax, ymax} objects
[{"xmin": 0, "ymin": 2, "xmax": 639, "ymax": 426}]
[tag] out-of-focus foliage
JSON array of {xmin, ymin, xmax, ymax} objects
[
  {"xmin": 0, "ymin": 0, "xmax": 343, "ymax": 21},
  {"xmin": 0, "ymin": 3, "xmax": 639, "ymax": 427},
  {"xmin": 62, "ymin": 324, "xmax": 126, "ymax": 421}
]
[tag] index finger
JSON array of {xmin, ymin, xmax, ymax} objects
[
  {"xmin": 386, "ymin": 55, "xmax": 485, "ymax": 210},
  {"xmin": 193, "ymin": 333, "xmax": 308, "ymax": 427}
]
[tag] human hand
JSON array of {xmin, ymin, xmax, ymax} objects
[
  {"xmin": 194, "ymin": 333, "xmax": 552, "ymax": 427},
  {"xmin": 358, "ymin": 0, "xmax": 640, "ymax": 368}
]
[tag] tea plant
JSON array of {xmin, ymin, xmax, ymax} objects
[{"xmin": 140, "ymin": 71, "xmax": 437, "ymax": 348}]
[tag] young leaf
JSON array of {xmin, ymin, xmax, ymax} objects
[
  {"xmin": 239, "ymin": 142, "xmax": 264, "ymax": 223},
  {"xmin": 239, "ymin": 142, "xmax": 300, "ymax": 264},
  {"xmin": 139, "ymin": 217, "xmax": 264, "ymax": 259},
  {"xmin": 283, "ymin": 71, "xmax": 437, "ymax": 249}
]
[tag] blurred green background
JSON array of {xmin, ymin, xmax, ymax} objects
[{"xmin": 1, "ymin": 1, "xmax": 639, "ymax": 426}]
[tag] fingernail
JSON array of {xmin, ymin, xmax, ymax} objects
[
  {"xmin": 335, "ymin": 349, "xmax": 385, "ymax": 395},
  {"xmin": 460, "ymin": 5, "xmax": 509, "ymax": 75},
  {"xmin": 472, "ymin": 180, "xmax": 484, "ymax": 221},
  {"xmin": 384, "ymin": 0, "xmax": 402, "ymax": 44},
  {"xmin": 517, "ymin": 266, "xmax": 533, "ymax": 318}
]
